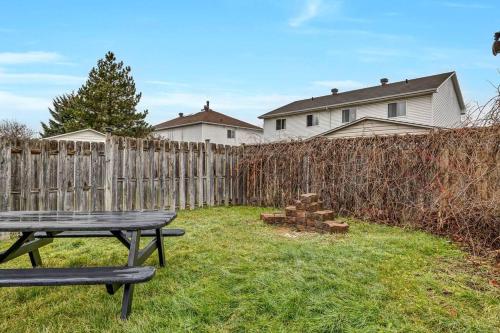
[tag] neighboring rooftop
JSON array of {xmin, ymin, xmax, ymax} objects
[
  {"xmin": 154, "ymin": 102, "xmax": 262, "ymax": 131},
  {"xmin": 260, "ymin": 72, "xmax": 464, "ymax": 118}
]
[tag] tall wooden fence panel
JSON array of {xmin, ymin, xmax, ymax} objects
[{"xmin": 0, "ymin": 136, "xmax": 245, "ymax": 214}]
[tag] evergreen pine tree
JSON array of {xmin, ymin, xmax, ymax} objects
[
  {"xmin": 41, "ymin": 51, "xmax": 152, "ymax": 138},
  {"xmin": 41, "ymin": 93, "xmax": 82, "ymax": 137}
]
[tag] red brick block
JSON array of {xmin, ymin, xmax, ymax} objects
[
  {"xmin": 303, "ymin": 201, "xmax": 321, "ymax": 212},
  {"xmin": 323, "ymin": 221, "xmax": 349, "ymax": 233},
  {"xmin": 313, "ymin": 210, "xmax": 335, "ymax": 221},
  {"xmin": 300, "ymin": 193, "xmax": 318, "ymax": 204},
  {"xmin": 285, "ymin": 206, "xmax": 297, "ymax": 217},
  {"xmin": 274, "ymin": 213, "xmax": 286, "ymax": 225},
  {"xmin": 261, "ymin": 213, "xmax": 275, "ymax": 221}
]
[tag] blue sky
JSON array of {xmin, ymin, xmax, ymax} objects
[{"xmin": 0, "ymin": 0, "xmax": 498, "ymax": 131}]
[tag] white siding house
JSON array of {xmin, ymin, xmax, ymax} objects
[
  {"xmin": 43, "ymin": 128, "xmax": 106, "ymax": 142},
  {"xmin": 154, "ymin": 102, "xmax": 263, "ymax": 145},
  {"xmin": 260, "ymin": 72, "xmax": 465, "ymax": 141}
]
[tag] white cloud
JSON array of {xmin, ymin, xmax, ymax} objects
[
  {"xmin": 0, "ymin": 91, "xmax": 50, "ymax": 111},
  {"xmin": 0, "ymin": 51, "xmax": 63, "ymax": 65},
  {"xmin": 0, "ymin": 70, "xmax": 85, "ymax": 85},
  {"xmin": 289, "ymin": 0, "xmax": 322, "ymax": 27},
  {"xmin": 312, "ymin": 80, "xmax": 365, "ymax": 91}
]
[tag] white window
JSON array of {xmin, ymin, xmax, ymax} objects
[
  {"xmin": 306, "ymin": 114, "xmax": 319, "ymax": 127},
  {"xmin": 388, "ymin": 102, "xmax": 406, "ymax": 118},
  {"xmin": 342, "ymin": 109, "xmax": 356, "ymax": 123},
  {"xmin": 227, "ymin": 129, "xmax": 235, "ymax": 139},
  {"xmin": 276, "ymin": 118, "xmax": 286, "ymax": 130}
]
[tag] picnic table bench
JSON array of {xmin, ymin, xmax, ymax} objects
[{"xmin": 0, "ymin": 211, "xmax": 183, "ymax": 319}]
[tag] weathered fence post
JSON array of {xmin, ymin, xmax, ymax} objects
[
  {"xmin": 206, "ymin": 139, "xmax": 214, "ymax": 206},
  {"xmin": 104, "ymin": 134, "xmax": 114, "ymax": 211},
  {"xmin": 0, "ymin": 139, "xmax": 11, "ymax": 211}
]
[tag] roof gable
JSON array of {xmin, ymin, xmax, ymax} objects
[
  {"xmin": 154, "ymin": 109, "xmax": 262, "ymax": 131},
  {"xmin": 314, "ymin": 117, "xmax": 436, "ymax": 138},
  {"xmin": 260, "ymin": 72, "xmax": 457, "ymax": 118}
]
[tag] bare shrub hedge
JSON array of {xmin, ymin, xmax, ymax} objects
[{"xmin": 241, "ymin": 125, "xmax": 500, "ymax": 254}]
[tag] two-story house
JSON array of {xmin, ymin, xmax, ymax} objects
[
  {"xmin": 154, "ymin": 101, "xmax": 263, "ymax": 145},
  {"xmin": 259, "ymin": 72, "xmax": 465, "ymax": 140}
]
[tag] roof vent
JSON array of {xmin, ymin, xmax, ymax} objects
[
  {"xmin": 203, "ymin": 100, "xmax": 210, "ymax": 112},
  {"xmin": 178, "ymin": 112, "xmax": 184, "ymax": 118},
  {"xmin": 405, "ymin": 79, "xmax": 408, "ymax": 84},
  {"xmin": 380, "ymin": 78, "xmax": 389, "ymax": 86},
  {"xmin": 331, "ymin": 88, "xmax": 338, "ymax": 95}
]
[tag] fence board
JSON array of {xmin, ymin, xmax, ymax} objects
[{"xmin": 0, "ymin": 136, "xmax": 241, "ymax": 212}]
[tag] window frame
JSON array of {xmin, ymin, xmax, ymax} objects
[
  {"xmin": 275, "ymin": 118, "xmax": 286, "ymax": 131},
  {"xmin": 306, "ymin": 114, "xmax": 319, "ymax": 127},
  {"xmin": 387, "ymin": 101, "xmax": 407, "ymax": 118},
  {"xmin": 342, "ymin": 109, "xmax": 356, "ymax": 123},
  {"xmin": 227, "ymin": 129, "xmax": 236, "ymax": 139}
]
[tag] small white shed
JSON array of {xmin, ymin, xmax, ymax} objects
[{"xmin": 43, "ymin": 129, "xmax": 106, "ymax": 142}]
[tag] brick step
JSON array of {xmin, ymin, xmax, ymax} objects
[
  {"xmin": 285, "ymin": 206, "xmax": 297, "ymax": 217},
  {"xmin": 260, "ymin": 213, "xmax": 286, "ymax": 225},
  {"xmin": 313, "ymin": 210, "xmax": 335, "ymax": 221},
  {"xmin": 322, "ymin": 221, "xmax": 349, "ymax": 233}
]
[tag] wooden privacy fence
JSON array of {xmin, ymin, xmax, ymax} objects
[{"xmin": 0, "ymin": 136, "xmax": 246, "ymax": 212}]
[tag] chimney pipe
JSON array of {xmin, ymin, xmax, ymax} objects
[
  {"xmin": 203, "ymin": 100, "xmax": 210, "ymax": 111},
  {"xmin": 331, "ymin": 88, "xmax": 338, "ymax": 95},
  {"xmin": 178, "ymin": 112, "xmax": 184, "ymax": 117},
  {"xmin": 380, "ymin": 78, "xmax": 389, "ymax": 86}
]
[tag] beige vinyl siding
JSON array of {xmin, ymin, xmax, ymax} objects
[
  {"xmin": 155, "ymin": 123, "xmax": 262, "ymax": 145},
  {"xmin": 263, "ymin": 110, "xmax": 332, "ymax": 141},
  {"xmin": 155, "ymin": 124, "xmax": 203, "ymax": 142},
  {"xmin": 263, "ymin": 94, "xmax": 433, "ymax": 141},
  {"xmin": 324, "ymin": 119, "xmax": 432, "ymax": 138},
  {"xmin": 201, "ymin": 123, "xmax": 262, "ymax": 145},
  {"xmin": 432, "ymin": 77, "xmax": 462, "ymax": 128}
]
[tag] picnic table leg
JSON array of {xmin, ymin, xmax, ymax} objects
[
  {"xmin": 155, "ymin": 228, "xmax": 166, "ymax": 267},
  {"xmin": 121, "ymin": 230, "xmax": 141, "ymax": 320},
  {"xmin": 26, "ymin": 232, "xmax": 43, "ymax": 267}
]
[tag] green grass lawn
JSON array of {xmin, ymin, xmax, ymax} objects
[{"xmin": 0, "ymin": 207, "xmax": 498, "ymax": 333}]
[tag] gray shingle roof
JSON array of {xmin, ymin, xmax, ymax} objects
[{"xmin": 259, "ymin": 72, "xmax": 456, "ymax": 119}]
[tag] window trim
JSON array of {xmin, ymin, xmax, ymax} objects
[
  {"xmin": 276, "ymin": 118, "xmax": 286, "ymax": 131},
  {"xmin": 227, "ymin": 129, "xmax": 236, "ymax": 139},
  {"xmin": 341, "ymin": 108, "xmax": 357, "ymax": 123},
  {"xmin": 306, "ymin": 114, "xmax": 319, "ymax": 127},
  {"xmin": 387, "ymin": 101, "xmax": 407, "ymax": 118}
]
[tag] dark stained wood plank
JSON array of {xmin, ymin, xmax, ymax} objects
[{"xmin": 0, "ymin": 266, "xmax": 155, "ymax": 287}]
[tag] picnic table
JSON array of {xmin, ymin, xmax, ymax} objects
[{"xmin": 0, "ymin": 211, "xmax": 181, "ymax": 319}]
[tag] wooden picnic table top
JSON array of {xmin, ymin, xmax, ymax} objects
[{"xmin": 0, "ymin": 211, "xmax": 177, "ymax": 232}]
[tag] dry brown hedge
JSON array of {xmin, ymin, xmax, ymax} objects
[{"xmin": 240, "ymin": 125, "xmax": 500, "ymax": 255}]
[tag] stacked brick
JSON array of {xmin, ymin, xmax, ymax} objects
[{"xmin": 260, "ymin": 193, "xmax": 349, "ymax": 234}]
